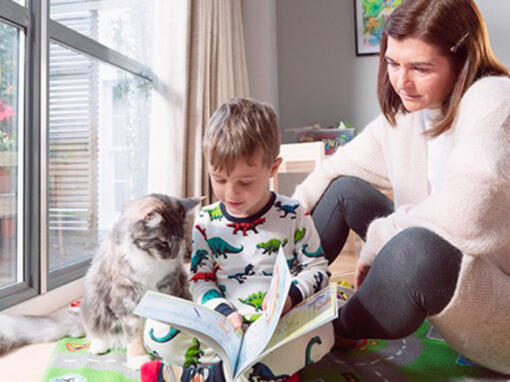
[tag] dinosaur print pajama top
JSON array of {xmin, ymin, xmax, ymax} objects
[{"xmin": 143, "ymin": 192, "xmax": 334, "ymax": 380}]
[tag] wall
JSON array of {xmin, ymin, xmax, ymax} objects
[
  {"xmin": 243, "ymin": 0, "xmax": 510, "ymax": 195},
  {"xmin": 275, "ymin": 0, "xmax": 379, "ymax": 143},
  {"xmin": 242, "ymin": 0, "xmax": 280, "ymax": 112}
]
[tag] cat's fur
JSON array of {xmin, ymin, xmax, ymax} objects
[{"xmin": 0, "ymin": 193, "xmax": 197, "ymax": 369}]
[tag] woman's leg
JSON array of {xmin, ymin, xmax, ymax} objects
[
  {"xmin": 311, "ymin": 176, "xmax": 394, "ymax": 263},
  {"xmin": 334, "ymin": 227, "xmax": 463, "ymax": 339}
]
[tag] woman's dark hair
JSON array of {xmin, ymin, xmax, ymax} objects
[{"xmin": 377, "ymin": 0, "xmax": 509, "ymax": 137}]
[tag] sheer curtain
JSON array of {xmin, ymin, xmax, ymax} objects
[{"xmin": 148, "ymin": 0, "xmax": 249, "ymax": 200}]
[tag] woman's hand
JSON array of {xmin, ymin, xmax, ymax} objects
[
  {"xmin": 227, "ymin": 312, "xmax": 243, "ymax": 330},
  {"xmin": 354, "ymin": 260, "xmax": 371, "ymax": 290}
]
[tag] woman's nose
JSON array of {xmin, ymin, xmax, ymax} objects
[{"xmin": 398, "ymin": 69, "xmax": 412, "ymax": 90}]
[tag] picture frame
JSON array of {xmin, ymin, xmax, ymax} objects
[{"xmin": 354, "ymin": 0, "xmax": 402, "ymax": 56}]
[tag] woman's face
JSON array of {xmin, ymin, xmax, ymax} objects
[{"xmin": 385, "ymin": 36, "xmax": 456, "ymax": 111}]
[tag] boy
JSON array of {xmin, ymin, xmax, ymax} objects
[{"xmin": 142, "ymin": 98, "xmax": 334, "ymax": 382}]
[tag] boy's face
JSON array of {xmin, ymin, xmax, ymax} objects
[{"xmin": 209, "ymin": 152, "xmax": 281, "ymax": 218}]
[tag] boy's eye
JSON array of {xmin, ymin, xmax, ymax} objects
[
  {"xmin": 215, "ymin": 179, "xmax": 227, "ymax": 184},
  {"xmin": 239, "ymin": 182, "xmax": 252, "ymax": 187}
]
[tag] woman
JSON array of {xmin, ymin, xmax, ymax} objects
[{"xmin": 294, "ymin": 0, "xmax": 510, "ymax": 375}]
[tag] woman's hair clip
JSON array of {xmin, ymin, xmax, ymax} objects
[{"xmin": 450, "ymin": 32, "xmax": 470, "ymax": 53}]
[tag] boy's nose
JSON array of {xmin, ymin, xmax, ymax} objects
[{"xmin": 225, "ymin": 183, "xmax": 239, "ymax": 199}]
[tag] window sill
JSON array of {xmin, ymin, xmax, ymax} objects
[{"xmin": 4, "ymin": 277, "xmax": 84, "ymax": 315}]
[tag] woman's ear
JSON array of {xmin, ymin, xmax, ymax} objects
[{"xmin": 270, "ymin": 157, "xmax": 283, "ymax": 178}]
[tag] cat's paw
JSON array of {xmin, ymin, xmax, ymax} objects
[
  {"xmin": 88, "ymin": 339, "xmax": 109, "ymax": 354},
  {"xmin": 126, "ymin": 354, "xmax": 152, "ymax": 370}
]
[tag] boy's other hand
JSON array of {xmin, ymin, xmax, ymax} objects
[{"xmin": 227, "ymin": 312, "xmax": 243, "ymax": 330}]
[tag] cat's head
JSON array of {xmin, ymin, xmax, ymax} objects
[{"xmin": 123, "ymin": 194, "xmax": 200, "ymax": 260}]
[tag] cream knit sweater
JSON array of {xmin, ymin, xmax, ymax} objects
[{"xmin": 294, "ymin": 76, "xmax": 510, "ymax": 374}]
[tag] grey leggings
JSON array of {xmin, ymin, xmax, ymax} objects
[{"xmin": 312, "ymin": 176, "xmax": 462, "ymax": 339}]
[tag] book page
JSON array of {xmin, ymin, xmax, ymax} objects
[
  {"xmin": 262, "ymin": 283, "xmax": 338, "ymax": 355},
  {"xmin": 234, "ymin": 249, "xmax": 291, "ymax": 378},
  {"xmin": 134, "ymin": 291, "xmax": 242, "ymax": 376},
  {"xmin": 236, "ymin": 283, "xmax": 338, "ymax": 377}
]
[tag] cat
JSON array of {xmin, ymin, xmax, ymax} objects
[{"xmin": 0, "ymin": 193, "xmax": 198, "ymax": 370}]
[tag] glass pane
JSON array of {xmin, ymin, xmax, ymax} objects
[
  {"xmin": 48, "ymin": 42, "xmax": 151, "ymax": 270},
  {"xmin": 0, "ymin": 22, "xmax": 21, "ymax": 288},
  {"xmin": 50, "ymin": 0, "xmax": 153, "ymax": 67}
]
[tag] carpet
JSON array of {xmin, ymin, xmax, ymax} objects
[
  {"xmin": 42, "ymin": 321, "xmax": 509, "ymax": 382},
  {"xmin": 41, "ymin": 337, "xmax": 138, "ymax": 382},
  {"xmin": 300, "ymin": 320, "xmax": 509, "ymax": 382}
]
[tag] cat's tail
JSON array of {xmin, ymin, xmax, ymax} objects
[{"xmin": 0, "ymin": 308, "xmax": 85, "ymax": 355}]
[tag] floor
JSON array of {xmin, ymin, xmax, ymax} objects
[{"xmin": 0, "ymin": 233, "xmax": 361, "ymax": 381}]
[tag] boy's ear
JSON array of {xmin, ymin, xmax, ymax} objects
[{"xmin": 270, "ymin": 157, "xmax": 283, "ymax": 177}]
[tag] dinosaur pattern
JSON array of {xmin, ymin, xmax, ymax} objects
[
  {"xmin": 149, "ymin": 326, "xmax": 181, "ymax": 343},
  {"xmin": 203, "ymin": 205, "xmax": 223, "ymax": 221},
  {"xmin": 302, "ymin": 243, "xmax": 325, "ymax": 258},
  {"xmin": 248, "ymin": 362, "xmax": 290, "ymax": 382},
  {"xmin": 190, "ymin": 195, "xmax": 329, "ymax": 327},
  {"xmin": 190, "ymin": 249, "xmax": 208, "ymax": 273},
  {"xmin": 257, "ymin": 238, "xmax": 288, "ymax": 255},
  {"xmin": 227, "ymin": 217, "xmax": 266, "ymax": 236},
  {"xmin": 313, "ymin": 272, "xmax": 324, "ymax": 293},
  {"xmin": 287, "ymin": 251, "xmax": 304, "ymax": 275},
  {"xmin": 239, "ymin": 291, "xmax": 266, "ymax": 311},
  {"xmin": 294, "ymin": 227, "xmax": 306, "ymax": 243},
  {"xmin": 227, "ymin": 263, "xmax": 255, "ymax": 284},
  {"xmin": 274, "ymin": 200, "xmax": 299, "ymax": 219},
  {"xmin": 184, "ymin": 337, "xmax": 204, "ymax": 367},
  {"xmin": 195, "ymin": 224, "xmax": 243, "ymax": 258},
  {"xmin": 305, "ymin": 336, "xmax": 322, "ymax": 365},
  {"xmin": 201, "ymin": 288, "xmax": 223, "ymax": 304}
]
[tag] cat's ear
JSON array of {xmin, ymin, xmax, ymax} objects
[
  {"xmin": 181, "ymin": 197, "xmax": 203, "ymax": 212},
  {"xmin": 144, "ymin": 211, "xmax": 163, "ymax": 227}
]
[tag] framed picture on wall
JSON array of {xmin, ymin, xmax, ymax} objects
[{"xmin": 354, "ymin": 0, "xmax": 402, "ymax": 56}]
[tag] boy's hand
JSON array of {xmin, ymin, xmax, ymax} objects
[
  {"xmin": 227, "ymin": 312, "xmax": 243, "ymax": 330},
  {"xmin": 262, "ymin": 295, "xmax": 293, "ymax": 315}
]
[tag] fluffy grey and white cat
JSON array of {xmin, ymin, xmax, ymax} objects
[{"xmin": 0, "ymin": 193, "xmax": 197, "ymax": 369}]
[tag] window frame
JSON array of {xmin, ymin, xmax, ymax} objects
[{"xmin": 0, "ymin": 0, "xmax": 154, "ymax": 309}]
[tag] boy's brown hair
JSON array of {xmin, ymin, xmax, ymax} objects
[
  {"xmin": 203, "ymin": 97, "xmax": 280, "ymax": 173},
  {"xmin": 377, "ymin": 0, "xmax": 509, "ymax": 137}
]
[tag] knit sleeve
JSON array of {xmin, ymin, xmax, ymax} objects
[
  {"xmin": 293, "ymin": 115, "xmax": 392, "ymax": 211},
  {"xmin": 189, "ymin": 216, "xmax": 233, "ymax": 312},
  {"xmin": 360, "ymin": 76, "xmax": 510, "ymax": 264}
]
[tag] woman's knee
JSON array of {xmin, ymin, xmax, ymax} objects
[
  {"xmin": 325, "ymin": 176, "xmax": 372, "ymax": 201},
  {"xmin": 374, "ymin": 227, "xmax": 462, "ymax": 291}
]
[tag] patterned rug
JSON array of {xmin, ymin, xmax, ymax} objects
[
  {"xmin": 300, "ymin": 320, "xmax": 509, "ymax": 382},
  {"xmin": 42, "ymin": 321, "xmax": 509, "ymax": 382}
]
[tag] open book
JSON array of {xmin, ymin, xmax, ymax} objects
[{"xmin": 134, "ymin": 249, "xmax": 338, "ymax": 382}]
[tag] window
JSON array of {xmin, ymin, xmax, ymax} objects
[
  {"xmin": 0, "ymin": 20, "xmax": 23, "ymax": 291},
  {"xmin": 0, "ymin": 0, "xmax": 154, "ymax": 307}
]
